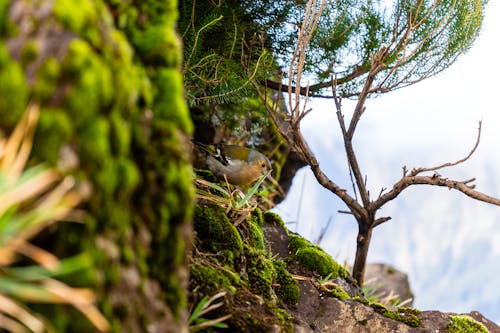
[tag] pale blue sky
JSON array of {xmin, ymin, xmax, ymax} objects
[{"xmin": 274, "ymin": 0, "xmax": 500, "ymax": 323}]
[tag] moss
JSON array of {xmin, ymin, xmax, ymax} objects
[
  {"xmin": 33, "ymin": 57, "xmax": 61, "ymax": 101},
  {"xmin": 33, "ymin": 108, "xmax": 74, "ymax": 164},
  {"xmin": 116, "ymin": 157, "xmax": 140, "ymax": 194},
  {"xmin": 0, "ymin": 44, "xmax": 28, "ymax": 126},
  {"xmin": 0, "ymin": 0, "xmax": 16, "ymax": 36},
  {"xmin": 132, "ymin": 21, "xmax": 181, "ymax": 67},
  {"xmin": 289, "ymin": 234, "xmax": 347, "ymax": 279},
  {"xmin": 153, "ymin": 68, "xmax": 192, "ymax": 133},
  {"xmin": 276, "ymin": 308, "xmax": 294, "ymax": 332},
  {"xmin": 264, "ymin": 211, "xmax": 286, "ymax": 229},
  {"xmin": 62, "ymin": 40, "xmax": 113, "ymax": 123},
  {"xmin": 21, "ymin": 40, "xmax": 39, "ymax": 66},
  {"xmin": 353, "ymin": 296, "xmax": 369, "ymax": 305},
  {"xmin": 251, "ymin": 208, "xmax": 264, "ymax": 227},
  {"xmin": 273, "ymin": 260, "xmax": 300, "ymax": 305},
  {"xmin": 246, "ymin": 213, "xmax": 266, "ymax": 250},
  {"xmin": 53, "ymin": 0, "xmax": 99, "ymax": 42},
  {"xmin": 447, "ymin": 315, "xmax": 489, "ymax": 333},
  {"xmin": 246, "ymin": 247, "xmax": 276, "ymax": 298},
  {"xmin": 327, "ymin": 284, "xmax": 350, "ymax": 301},
  {"xmin": 193, "ymin": 205, "xmax": 243, "ymax": 265},
  {"xmin": 190, "ymin": 262, "xmax": 238, "ymax": 294},
  {"xmin": 365, "ymin": 302, "xmax": 422, "ymax": 328},
  {"xmin": 1, "ymin": 0, "xmax": 194, "ymax": 329}
]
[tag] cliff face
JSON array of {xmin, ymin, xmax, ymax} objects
[{"xmin": 190, "ymin": 203, "xmax": 500, "ymax": 333}]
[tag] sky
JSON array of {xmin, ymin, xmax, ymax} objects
[{"xmin": 273, "ymin": 0, "xmax": 500, "ymax": 323}]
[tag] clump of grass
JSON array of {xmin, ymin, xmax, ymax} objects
[{"xmin": 0, "ymin": 103, "xmax": 109, "ymax": 332}]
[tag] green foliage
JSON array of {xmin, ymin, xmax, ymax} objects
[
  {"xmin": 179, "ymin": 0, "xmax": 275, "ymax": 105},
  {"xmin": 189, "ymin": 292, "xmax": 231, "ymax": 332},
  {"xmin": 179, "ymin": 0, "xmax": 487, "ymax": 98},
  {"xmin": 448, "ymin": 315, "xmax": 489, "ymax": 333},
  {"xmin": 0, "ymin": 105, "xmax": 109, "ymax": 332}
]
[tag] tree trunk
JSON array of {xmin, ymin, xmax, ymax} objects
[{"xmin": 352, "ymin": 222, "xmax": 373, "ymax": 287}]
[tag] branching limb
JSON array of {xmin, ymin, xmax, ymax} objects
[
  {"xmin": 374, "ymin": 175, "xmax": 500, "ymax": 208},
  {"xmin": 409, "ymin": 121, "xmax": 482, "ymax": 176},
  {"xmin": 371, "ymin": 121, "xmax": 488, "ymax": 210}
]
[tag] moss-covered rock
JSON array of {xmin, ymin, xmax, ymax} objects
[
  {"xmin": 273, "ymin": 259, "xmax": 300, "ymax": 305},
  {"xmin": 288, "ymin": 233, "xmax": 347, "ymax": 279},
  {"xmin": 448, "ymin": 315, "xmax": 489, "ymax": 333},
  {"xmin": 193, "ymin": 205, "xmax": 243, "ymax": 266}
]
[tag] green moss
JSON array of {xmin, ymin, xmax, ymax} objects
[
  {"xmin": 0, "ymin": 0, "xmax": 14, "ymax": 35},
  {"xmin": 33, "ymin": 108, "xmax": 74, "ymax": 164},
  {"xmin": 365, "ymin": 302, "xmax": 422, "ymax": 328},
  {"xmin": 264, "ymin": 211, "xmax": 286, "ymax": 229},
  {"xmin": 289, "ymin": 234, "xmax": 347, "ymax": 278},
  {"xmin": 353, "ymin": 296, "xmax": 369, "ymax": 305},
  {"xmin": 246, "ymin": 214, "xmax": 266, "ymax": 250},
  {"xmin": 273, "ymin": 260, "xmax": 299, "ymax": 305},
  {"xmin": 190, "ymin": 262, "xmax": 238, "ymax": 294},
  {"xmin": 53, "ymin": 0, "xmax": 98, "ymax": 39},
  {"xmin": 109, "ymin": 112, "xmax": 131, "ymax": 156},
  {"xmin": 153, "ymin": 68, "xmax": 192, "ymax": 133},
  {"xmin": 21, "ymin": 40, "xmax": 39, "ymax": 66},
  {"xmin": 276, "ymin": 308, "xmax": 294, "ymax": 332},
  {"xmin": 0, "ymin": 44, "xmax": 28, "ymax": 126},
  {"xmin": 116, "ymin": 157, "xmax": 140, "ymax": 193},
  {"xmin": 447, "ymin": 315, "xmax": 489, "ymax": 333},
  {"xmin": 62, "ymin": 40, "xmax": 113, "ymax": 123},
  {"xmin": 132, "ymin": 22, "xmax": 181, "ymax": 67},
  {"xmin": 33, "ymin": 57, "xmax": 61, "ymax": 101},
  {"xmin": 327, "ymin": 284, "xmax": 350, "ymax": 301},
  {"xmin": 246, "ymin": 247, "xmax": 276, "ymax": 298},
  {"xmin": 193, "ymin": 205, "xmax": 243, "ymax": 265}
]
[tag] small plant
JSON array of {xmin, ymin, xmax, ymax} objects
[
  {"xmin": 361, "ymin": 278, "xmax": 412, "ymax": 308},
  {"xmin": 195, "ymin": 172, "xmax": 270, "ymax": 224},
  {"xmin": 189, "ymin": 291, "xmax": 232, "ymax": 332},
  {"xmin": 0, "ymin": 103, "xmax": 109, "ymax": 332}
]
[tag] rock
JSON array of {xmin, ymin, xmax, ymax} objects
[{"xmin": 364, "ymin": 263, "xmax": 414, "ymax": 306}]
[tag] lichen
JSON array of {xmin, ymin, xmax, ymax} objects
[
  {"xmin": 288, "ymin": 233, "xmax": 347, "ymax": 279},
  {"xmin": 447, "ymin": 315, "xmax": 489, "ymax": 333}
]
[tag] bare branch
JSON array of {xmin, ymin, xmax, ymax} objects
[
  {"xmin": 372, "ymin": 175, "xmax": 500, "ymax": 211},
  {"xmin": 373, "ymin": 216, "xmax": 392, "ymax": 228},
  {"xmin": 410, "ymin": 121, "xmax": 482, "ymax": 176}
]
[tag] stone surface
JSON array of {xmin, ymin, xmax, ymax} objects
[
  {"xmin": 262, "ymin": 220, "xmax": 500, "ymax": 333},
  {"xmin": 364, "ymin": 263, "xmax": 414, "ymax": 306}
]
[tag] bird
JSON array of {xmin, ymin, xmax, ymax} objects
[{"xmin": 193, "ymin": 142, "xmax": 272, "ymax": 186}]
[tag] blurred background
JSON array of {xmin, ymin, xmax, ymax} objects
[{"xmin": 274, "ymin": 0, "xmax": 500, "ymax": 324}]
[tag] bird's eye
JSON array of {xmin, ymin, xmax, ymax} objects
[{"xmin": 261, "ymin": 163, "xmax": 266, "ymax": 168}]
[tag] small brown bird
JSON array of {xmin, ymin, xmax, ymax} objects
[{"xmin": 194, "ymin": 142, "xmax": 272, "ymax": 185}]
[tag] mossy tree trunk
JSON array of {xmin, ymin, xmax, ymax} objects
[{"xmin": 0, "ymin": 1, "xmax": 192, "ymax": 332}]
